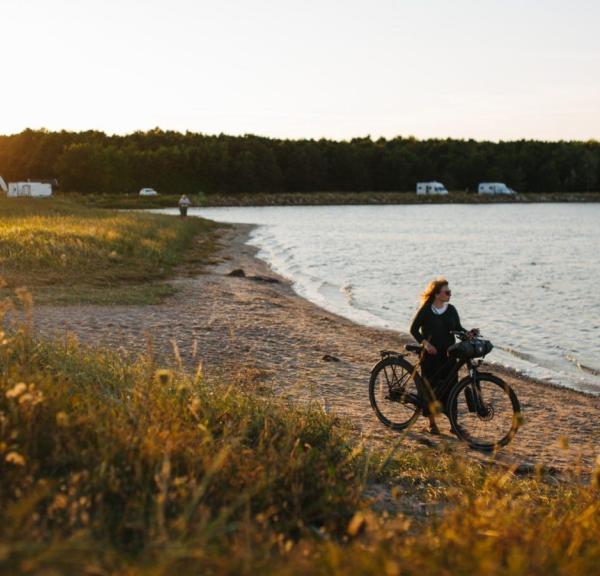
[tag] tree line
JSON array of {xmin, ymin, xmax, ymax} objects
[{"xmin": 0, "ymin": 128, "xmax": 598, "ymax": 195}]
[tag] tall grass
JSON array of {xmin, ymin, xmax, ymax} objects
[
  {"xmin": 0, "ymin": 296, "xmax": 368, "ymax": 573},
  {"xmin": 0, "ymin": 296, "xmax": 598, "ymax": 574},
  {"xmin": 0, "ymin": 198, "xmax": 220, "ymax": 303}
]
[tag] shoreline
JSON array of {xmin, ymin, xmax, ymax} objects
[
  {"xmin": 236, "ymin": 222, "xmax": 600, "ymax": 398},
  {"xmin": 203, "ymin": 210, "xmax": 600, "ymax": 398},
  {"xmin": 32, "ymin": 221, "xmax": 600, "ymax": 472}
]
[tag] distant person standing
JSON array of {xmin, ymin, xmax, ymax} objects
[{"xmin": 178, "ymin": 194, "xmax": 191, "ymax": 217}]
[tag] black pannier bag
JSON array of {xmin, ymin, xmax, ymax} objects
[{"xmin": 448, "ymin": 338, "xmax": 493, "ymax": 359}]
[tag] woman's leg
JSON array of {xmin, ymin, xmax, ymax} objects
[
  {"xmin": 421, "ymin": 355, "xmax": 443, "ymax": 433},
  {"xmin": 436, "ymin": 354, "xmax": 459, "ymax": 431}
]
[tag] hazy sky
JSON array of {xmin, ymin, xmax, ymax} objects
[{"xmin": 2, "ymin": 0, "xmax": 599, "ymax": 140}]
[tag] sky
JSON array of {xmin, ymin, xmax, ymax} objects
[{"xmin": 1, "ymin": 0, "xmax": 599, "ymax": 141}]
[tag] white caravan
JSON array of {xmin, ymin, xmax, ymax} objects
[
  {"xmin": 416, "ymin": 181, "xmax": 448, "ymax": 195},
  {"xmin": 3, "ymin": 180, "xmax": 52, "ymax": 197},
  {"xmin": 478, "ymin": 182, "xmax": 515, "ymax": 195}
]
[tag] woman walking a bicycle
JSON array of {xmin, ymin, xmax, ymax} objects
[
  {"xmin": 410, "ymin": 277, "xmax": 477, "ymax": 434},
  {"xmin": 369, "ymin": 277, "xmax": 520, "ymax": 450}
]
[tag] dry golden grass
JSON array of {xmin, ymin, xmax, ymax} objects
[
  {"xmin": 0, "ymin": 293, "xmax": 598, "ymax": 575},
  {"xmin": 0, "ymin": 197, "xmax": 221, "ymax": 304}
]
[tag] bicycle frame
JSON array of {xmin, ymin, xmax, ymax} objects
[
  {"xmin": 373, "ymin": 340, "xmax": 520, "ymax": 448},
  {"xmin": 413, "ymin": 351, "xmax": 486, "ymax": 415}
]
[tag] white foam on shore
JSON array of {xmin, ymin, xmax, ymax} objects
[{"xmin": 247, "ymin": 226, "xmax": 392, "ymax": 330}]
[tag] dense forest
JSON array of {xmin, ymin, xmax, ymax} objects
[{"xmin": 0, "ymin": 128, "xmax": 599, "ymax": 195}]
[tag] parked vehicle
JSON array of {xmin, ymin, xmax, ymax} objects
[
  {"xmin": 2, "ymin": 179, "xmax": 52, "ymax": 197},
  {"xmin": 139, "ymin": 187, "xmax": 158, "ymax": 196},
  {"xmin": 416, "ymin": 181, "xmax": 448, "ymax": 195},
  {"xmin": 478, "ymin": 182, "xmax": 515, "ymax": 195}
]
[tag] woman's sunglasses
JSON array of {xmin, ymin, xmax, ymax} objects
[{"xmin": 440, "ymin": 289, "xmax": 451, "ymax": 296}]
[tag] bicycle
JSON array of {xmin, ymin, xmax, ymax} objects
[{"xmin": 368, "ymin": 331, "xmax": 522, "ymax": 451}]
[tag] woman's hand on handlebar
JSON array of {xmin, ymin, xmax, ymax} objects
[
  {"xmin": 467, "ymin": 328, "xmax": 480, "ymax": 339},
  {"xmin": 424, "ymin": 342, "xmax": 437, "ymax": 355}
]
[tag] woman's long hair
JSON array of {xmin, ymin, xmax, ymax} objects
[{"xmin": 420, "ymin": 277, "xmax": 449, "ymax": 307}]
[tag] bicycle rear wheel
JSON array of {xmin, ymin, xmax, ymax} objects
[
  {"xmin": 369, "ymin": 356, "xmax": 422, "ymax": 430},
  {"xmin": 448, "ymin": 373, "xmax": 521, "ymax": 451}
]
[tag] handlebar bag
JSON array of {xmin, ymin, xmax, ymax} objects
[{"xmin": 448, "ymin": 338, "xmax": 493, "ymax": 359}]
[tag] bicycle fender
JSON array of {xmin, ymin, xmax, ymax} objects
[
  {"xmin": 458, "ymin": 374, "xmax": 473, "ymax": 387},
  {"xmin": 370, "ymin": 358, "xmax": 386, "ymax": 374}
]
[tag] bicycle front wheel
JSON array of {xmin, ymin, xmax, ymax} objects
[
  {"xmin": 448, "ymin": 373, "xmax": 521, "ymax": 451},
  {"xmin": 369, "ymin": 356, "xmax": 422, "ymax": 430}
]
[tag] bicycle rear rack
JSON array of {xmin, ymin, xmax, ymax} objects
[{"xmin": 380, "ymin": 350, "xmax": 404, "ymax": 358}]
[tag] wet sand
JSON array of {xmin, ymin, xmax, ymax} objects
[{"xmin": 33, "ymin": 224, "xmax": 600, "ymax": 474}]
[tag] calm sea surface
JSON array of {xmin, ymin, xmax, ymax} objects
[{"xmin": 159, "ymin": 204, "xmax": 600, "ymax": 395}]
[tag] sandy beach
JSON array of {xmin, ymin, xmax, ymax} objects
[{"xmin": 33, "ymin": 223, "xmax": 600, "ymax": 474}]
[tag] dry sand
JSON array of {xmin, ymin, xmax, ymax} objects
[{"xmin": 33, "ymin": 224, "xmax": 599, "ymax": 474}]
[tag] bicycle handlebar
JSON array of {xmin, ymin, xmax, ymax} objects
[{"xmin": 451, "ymin": 329, "xmax": 481, "ymax": 341}]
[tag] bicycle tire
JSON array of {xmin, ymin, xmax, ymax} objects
[
  {"xmin": 369, "ymin": 356, "xmax": 422, "ymax": 430},
  {"xmin": 447, "ymin": 372, "xmax": 521, "ymax": 451}
]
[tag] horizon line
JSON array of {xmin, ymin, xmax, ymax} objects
[{"xmin": 1, "ymin": 127, "xmax": 599, "ymax": 145}]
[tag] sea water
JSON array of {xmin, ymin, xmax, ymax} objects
[{"xmin": 157, "ymin": 203, "xmax": 600, "ymax": 395}]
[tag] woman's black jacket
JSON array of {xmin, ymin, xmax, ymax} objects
[{"xmin": 409, "ymin": 303, "xmax": 465, "ymax": 352}]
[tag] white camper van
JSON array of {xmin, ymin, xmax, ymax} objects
[
  {"xmin": 6, "ymin": 181, "xmax": 52, "ymax": 198},
  {"xmin": 416, "ymin": 181, "xmax": 448, "ymax": 195},
  {"xmin": 478, "ymin": 182, "xmax": 514, "ymax": 195}
]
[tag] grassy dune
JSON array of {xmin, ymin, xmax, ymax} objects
[
  {"xmin": 0, "ymin": 301, "xmax": 598, "ymax": 574},
  {"xmin": 0, "ymin": 198, "xmax": 221, "ymax": 304}
]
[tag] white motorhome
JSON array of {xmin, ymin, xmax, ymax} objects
[
  {"xmin": 6, "ymin": 181, "xmax": 52, "ymax": 197},
  {"xmin": 416, "ymin": 181, "xmax": 448, "ymax": 195},
  {"xmin": 478, "ymin": 182, "xmax": 514, "ymax": 195}
]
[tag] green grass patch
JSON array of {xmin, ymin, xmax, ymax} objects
[
  {"xmin": 0, "ymin": 197, "xmax": 222, "ymax": 305},
  {"xmin": 0, "ymin": 305, "xmax": 598, "ymax": 574}
]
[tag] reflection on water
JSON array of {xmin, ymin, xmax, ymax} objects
[{"xmin": 157, "ymin": 203, "xmax": 600, "ymax": 395}]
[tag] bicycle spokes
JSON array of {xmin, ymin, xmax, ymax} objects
[
  {"xmin": 452, "ymin": 378, "xmax": 520, "ymax": 449},
  {"xmin": 385, "ymin": 363, "xmax": 410, "ymax": 393},
  {"xmin": 369, "ymin": 357, "xmax": 422, "ymax": 430}
]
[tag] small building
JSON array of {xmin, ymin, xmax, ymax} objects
[
  {"xmin": 416, "ymin": 181, "xmax": 448, "ymax": 195},
  {"xmin": 478, "ymin": 182, "xmax": 514, "ymax": 195},
  {"xmin": 7, "ymin": 181, "xmax": 53, "ymax": 198}
]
